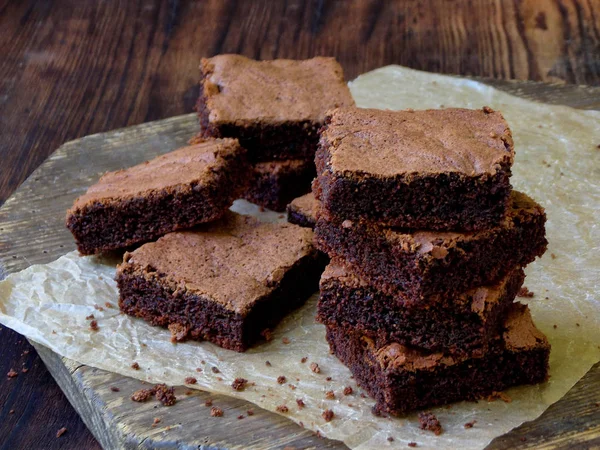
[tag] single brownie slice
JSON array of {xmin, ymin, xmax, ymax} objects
[
  {"xmin": 287, "ymin": 192, "xmax": 319, "ymax": 229},
  {"xmin": 66, "ymin": 139, "xmax": 249, "ymax": 255},
  {"xmin": 315, "ymin": 106, "xmax": 514, "ymax": 230},
  {"xmin": 243, "ymin": 159, "xmax": 316, "ymax": 212},
  {"xmin": 326, "ymin": 303, "xmax": 550, "ymax": 415},
  {"xmin": 318, "ymin": 261, "xmax": 525, "ymax": 355},
  {"xmin": 116, "ymin": 212, "xmax": 326, "ymax": 352},
  {"xmin": 197, "ymin": 54, "xmax": 355, "ymax": 162},
  {"xmin": 315, "ymin": 190, "xmax": 547, "ymax": 306}
]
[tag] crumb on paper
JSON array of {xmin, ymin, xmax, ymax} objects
[
  {"xmin": 261, "ymin": 329, "xmax": 273, "ymax": 341},
  {"xmin": 282, "ymin": 337, "xmax": 290, "ymax": 345},
  {"xmin": 288, "ymin": 384, "xmax": 296, "ymax": 390},
  {"xmin": 464, "ymin": 420, "xmax": 477, "ymax": 429},
  {"xmin": 185, "ymin": 391, "xmax": 193, "ymax": 396},
  {"xmin": 486, "ymin": 391, "xmax": 512, "ymax": 403},
  {"xmin": 210, "ymin": 406, "xmax": 223, "ymax": 417},
  {"xmin": 104, "ymin": 302, "xmax": 113, "ymax": 308},
  {"xmin": 343, "ymin": 386, "xmax": 353, "ymax": 396},
  {"xmin": 408, "ymin": 443, "xmax": 418, "ymax": 448},
  {"xmin": 185, "ymin": 377, "xmax": 197, "ymax": 385},
  {"xmin": 204, "ymin": 399, "xmax": 213, "ymax": 407},
  {"xmin": 482, "ymin": 106, "xmax": 493, "ymax": 114},
  {"xmin": 152, "ymin": 417, "xmax": 161, "ymax": 427},
  {"xmin": 301, "ymin": 357, "xmax": 307, "ymax": 363},
  {"xmin": 265, "ymin": 360, "xmax": 272, "ymax": 367},
  {"xmin": 276, "ymin": 405, "xmax": 289, "ymax": 413},
  {"xmin": 419, "ymin": 411, "xmax": 443, "ymax": 435},
  {"xmin": 322, "ymin": 409, "xmax": 334, "ymax": 422},
  {"xmin": 56, "ymin": 427, "xmax": 67, "ymax": 438},
  {"xmin": 131, "ymin": 388, "xmax": 155, "ymax": 402},
  {"xmin": 277, "ymin": 375, "xmax": 287, "ymax": 384},
  {"xmin": 551, "ymin": 253, "xmax": 556, "ymax": 259},
  {"xmin": 518, "ymin": 287, "xmax": 534, "ymax": 298},
  {"xmin": 94, "ymin": 304, "xmax": 104, "ymax": 312},
  {"xmin": 85, "ymin": 314, "xmax": 95, "ymax": 320},
  {"xmin": 168, "ymin": 323, "xmax": 189, "ymax": 343},
  {"xmin": 296, "ymin": 398, "xmax": 305, "ymax": 409},
  {"xmin": 247, "ymin": 408, "xmax": 254, "ymax": 416},
  {"xmin": 131, "ymin": 362, "xmax": 140, "ymax": 370},
  {"xmin": 387, "ymin": 436, "xmax": 394, "ymax": 442},
  {"xmin": 211, "ymin": 366, "xmax": 220, "ymax": 374},
  {"xmin": 7, "ymin": 369, "xmax": 18, "ymax": 379},
  {"xmin": 325, "ymin": 376, "xmax": 332, "ymax": 381},
  {"xmin": 237, "ymin": 414, "xmax": 244, "ymax": 419},
  {"xmin": 325, "ymin": 390, "xmax": 335, "ymax": 400},
  {"xmin": 89, "ymin": 320, "xmax": 99, "ymax": 331},
  {"xmin": 110, "ymin": 386, "xmax": 120, "ymax": 392},
  {"xmin": 195, "ymin": 367, "xmax": 202, "ymax": 372},
  {"xmin": 232, "ymin": 378, "xmax": 248, "ymax": 391},
  {"xmin": 309, "ymin": 362, "xmax": 320, "ymax": 373}
]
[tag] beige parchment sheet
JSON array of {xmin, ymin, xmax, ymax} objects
[{"xmin": 1, "ymin": 66, "xmax": 600, "ymax": 450}]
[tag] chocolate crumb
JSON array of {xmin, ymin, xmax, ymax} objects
[
  {"xmin": 277, "ymin": 375, "xmax": 287, "ymax": 384},
  {"xmin": 21, "ymin": 368, "xmax": 28, "ymax": 374},
  {"xmin": 185, "ymin": 391, "xmax": 193, "ymax": 395},
  {"xmin": 276, "ymin": 405, "xmax": 289, "ymax": 413},
  {"xmin": 131, "ymin": 388, "xmax": 155, "ymax": 402},
  {"xmin": 7, "ymin": 369, "xmax": 18, "ymax": 379},
  {"xmin": 210, "ymin": 406, "xmax": 223, "ymax": 417},
  {"xmin": 131, "ymin": 362, "xmax": 140, "ymax": 370},
  {"xmin": 211, "ymin": 366, "xmax": 220, "ymax": 374},
  {"xmin": 265, "ymin": 361, "xmax": 272, "ymax": 367},
  {"xmin": 94, "ymin": 304, "xmax": 104, "ymax": 312},
  {"xmin": 520, "ymin": 437, "xmax": 527, "ymax": 442},
  {"xmin": 553, "ymin": 324, "xmax": 557, "ymax": 328},
  {"xmin": 551, "ymin": 253, "xmax": 556, "ymax": 259},
  {"xmin": 185, "ymin": 377, "xmax": 197, "ymax": 385},
  {"xmin": 205, "ymin": 399, "xmax": 213, "ymax": 407},
  {"xmin": 387, "ymin": 436, "xmax": 394, "ymax": 442},
  {"xmin": 85, "ymin": 314, "xmax": 95, "ymax": 320},
  {"xmin": 296, "ymin": 398, "xmax": 305, "ymax": 408},
  {"xmin": 343, "ymin": 386, "xmax": 353, "ymax": 395},
  {"xmin": 152, "ymin": 417, "xmax": 161, "ymax": 427},
  {"xmin": 232, "ymin": 378, "xmax": 248, "ymax": 391},
  {"xmin": 418, "ymin": 411, "xmax": 443, "ymax": 435},
  {"xmin": 168, "ymin": 323, "xmax": 189, "ymax": 343},
  {"xmin": 110, "ymin": 386, "xmax": 120, "ymax": 392},
  {"xmin": 90, "ymin": 320, "xmax": 99, "ymax": 331},
  {"xmin": 195, "ymin": 367, "xmax": 202, "ymax": 372},
  {"xmin": 282, "ymin": 337, "xmax": 290, "ymax": 345},
  {"xmin": 56, "ymin": 427, "xmax": 67, "ymax": 438},
  {"xmin": 576, "ymin": 323, "xmax": 580, "ymax": 327},
  {"xmin": 301, "ymin": 357, "xmax": 307, "ymax": 363},
  {"xmin": 9, "ymin": 410, "xmax": 14, "ymax": 414},
  {"xmin": 154, "ymin": 384, "xmax": 176, "ymax": 406},
  {"xmin": 261, "ymin": 329, "xmax": 273, "ymax": 341},
  {"xmin": 486, "ymin": 391, "xmax": 512, "ymax": 403},
  {"xmin": 360, "ymin": 393, "xmax": 366, "ymax": 398},
  {"xmin": 408, "ymin": 443, "xmax": 418, "ymax": 448},
  {"xmin": 464, "ymin": 420, "xmax": 477, "ymax": 429},
  {"xmin": 247, "ymin": 409, "xmax": 254, "ymax": 415},
  {"xmin": 216, "ymin": 377, "xmax": 223, "ymax": 382},
  {"xmin": 288, "ymin": 384, "xmax": 296, "ymax": 390},
  {"xmin": 322, "ymin": 409, "xmax": 334, "ymax": 422},
  {"xmin": 325, "ymin": 390, "xmax": 335, "ymax": 400},
  {"xmin": 237, "ymin": 414, "xmax": 245, "ymax": 420},
  {"xmin": 325, "ymin": 376, "xmax": 332, "ymax": 381},
  {"xmin": 518, "ymin": 287, "xmax": 534, "ymax": 298},
  {"xmin": 482, "ymin": 106, "xmax": 494, "ymax": 114},
  {"xmin": 309, "ymin": 362, "xmax": 320, "ymax": 373}
]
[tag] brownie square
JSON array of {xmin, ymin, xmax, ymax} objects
[
  {"xmin": 116, "ymin": 212, "xmax": 326, "ymax": 352},
  {"xmin": 287, "ymin": 192, "xmax": 318, "ymax": 229},
  {"xmin": 326, "ymin": 303, "xmax": 550, "ymax": 415},
  {"xmin": 66, "ymin": 139, "xmax": 249, "ymax": 255},
  {"xmin": 315, "ymin": 190, "xmax": 547, "ymax": 307},
  {"xmin": 197, "ymin": 54, "xmax": 355, "ymax": 162},
  {"xmin": 318, "ymin": 261, "xmax": 524, "ymax": 354},
  {"xmin": 243, "ymin": 159, "xmax": 316, "ymax": 212},
  {"xmin": 315, "ymin": 106, "xmax": 515, "ymax": 230}
]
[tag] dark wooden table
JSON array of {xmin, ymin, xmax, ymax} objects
[{"xmin": 0, "ymin": 1, "xmax": 599, "ymax": 448}]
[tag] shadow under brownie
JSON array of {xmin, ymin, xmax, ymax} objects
[
  {"xmin": 318, "ymin": 261, "xmax": 525, "ymax": 355},
  {"xmin": 117, "ymin": 212, "xmax": 326, "ymax": 352},
  {"xmin": 66, "ymin": 139, "xmax": 248, "ymax": 255},
  {"xmin": 326, "ymin": 303, "xmax": 550, "ymax": 415},
  {"xmin": 315, "ymin": 190, "xmax": 547, "ymax": 307},
  {"xmin": 315, "ymin": 106, "xmax": 514, "ymax": 231}
]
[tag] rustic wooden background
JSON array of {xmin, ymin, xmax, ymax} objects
[{"xmin": 0, "ymin": 0, "xmax": 599, "ymax": 448}]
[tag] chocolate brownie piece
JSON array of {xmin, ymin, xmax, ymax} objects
[
  {"xmin": 315, "ymin": 190, "xmax": 547, "ymax": 306},
  {"xmin": 315, "ymin": 106, "xmax": 514, "ymax": 230},
  {"xmin": 243, "ymin": 159, "xmax": 316, "ymax": 212},
  {"xmin": 318, "ymin": 261, "xmax": 525, "ymax": 354},
  {"xmin": 197, "ymin": 55, "xmax": 355, "ymax": 162},
  {"xmin": 116, "ymin": 213, "xmax": 326, "ymax": 352},
  {"xmin": 287, "ymin": 193, "xmax": 318, "ymax": 229},
  {"xmin": 326, "ymin": 303, "xmax": 550, "ymax": 415},
  {"xmin": 66, "ymin": 139, "xmax": 248, "ymax": 255}
]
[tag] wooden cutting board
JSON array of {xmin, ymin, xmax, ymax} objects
[{"xmin": 1, "ymin": 78, "xmax": 599, "ymax": 450}]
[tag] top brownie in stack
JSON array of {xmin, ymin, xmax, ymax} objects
[
  {"xmin": 66, "ymin": 139, "xmax": 249, "ymax": 255},
  {"xmin": 315, "ymin": 106, "xmax": 515, "ymax": 230},
  {"xmin": 197, "ymin": 54, "xmax": 355, "ymax": 163}
]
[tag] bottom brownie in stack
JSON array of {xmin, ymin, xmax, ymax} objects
[
  {"xmin": 244, "ymin": 159, "xmax": 315, "ymax": 212},
  {"xmin": 326, "ymin": 303, "xmax": 550, "ymax": 415}
]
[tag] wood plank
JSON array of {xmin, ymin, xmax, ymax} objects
[{"xmin": 1, "ymin": 78, "xmax": 599, "ymax": 449}]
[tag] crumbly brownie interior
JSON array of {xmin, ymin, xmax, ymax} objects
[
  {"xmin": 314, "ymin": 191, "xmax": 547, "ymax": 305},
  {"xmin": 326, "ymin": 304, "xmax": 550, "ymax": 414},
  {"xmin": 317, "ymin": 263, "xmax": 525, "ymax": 354}
]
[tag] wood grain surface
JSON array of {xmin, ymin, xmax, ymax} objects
[{"xmin": 1, "ymin": 0, "xmax": 600, "ymax": 448}]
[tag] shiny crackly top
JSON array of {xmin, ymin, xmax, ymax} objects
[
  {"xmin": 288, "ymin": 193, "xmax": 318, "ymax": 220},
  {"xmin": 70, "ymin": 139, "xmax": 241, "ymax": 209},
  {"xmin": 117, "ymin": 213, "xmax": 315, "ymax": 315},
  {"xmin": 323, "ymin": 106, "xmax": 514, "ymax": 177},
  {"xmin": 373, "ymin": 303, "xmax": 548, "ymax": 372},
  {"xmin": 201, "ymin": 54, "xmax": 355, "ymax": 125}
]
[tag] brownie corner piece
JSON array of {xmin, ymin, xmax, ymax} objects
[
  {"xmin": 197, "ymin": 54, "xmax": 355, "ymax": 162},
  {"xmin": 287, "ymin": 192, "xmax": 318, "ymax": 229},
  {"xmin": 315, "ymin": 106, "xmax": 514, "ymax": 230},
  {"xmin": 116, "ymin": 213, "xmax": 326, "ymax": 352},
  {"xmin": 66, "ymin": 138, "xmax": 249, "ymax": 255}
]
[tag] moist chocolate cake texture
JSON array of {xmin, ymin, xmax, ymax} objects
[
  {"xmin": 117, "ymin": 212, "xmax": 326, "ymax": 352},
  {"xmin": 66, "ymin": 139, "xmax": 248, "ymax": 255}
]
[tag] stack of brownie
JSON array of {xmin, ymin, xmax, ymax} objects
[
  {"xmin": 196, "ymin": 54, "xmax": 355, "ymax": 211},
  {"xmin": 313, "ymin": 106, "xmax": 551, "ymax": 414}
]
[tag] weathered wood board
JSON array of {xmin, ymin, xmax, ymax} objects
[{"xmin": 1, "ymin": 79, "xmax": 600, "ymax": 449}]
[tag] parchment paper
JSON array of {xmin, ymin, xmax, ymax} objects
[{"xmin": 1, "ymin": 66, "xmax": 600, "ymax": 450}]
